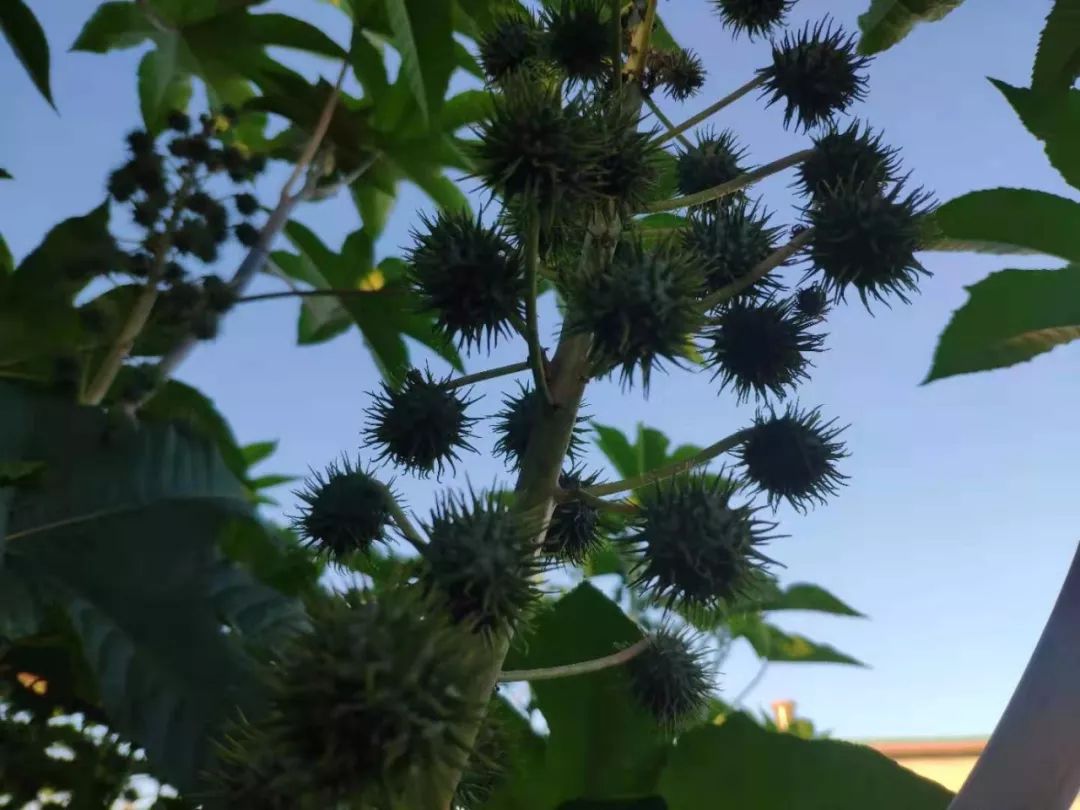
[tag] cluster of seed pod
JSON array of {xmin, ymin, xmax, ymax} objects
[{"xmin": 209, "ymin": 1, "xmax": 933, "ymax": 807}]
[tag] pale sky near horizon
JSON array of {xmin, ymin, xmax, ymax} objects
[{"xmin": 3, "ymin": 0, "xmax": 1079, "ymax": 742}]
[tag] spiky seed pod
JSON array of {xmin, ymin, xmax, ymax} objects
[
  {"xmin": 365, "ymin": 369, "xmax": 477, "ymax": 477},
  {"xmin": 186, "ymin": 191, "xmax": 214, "ymax": 215},
  {"xmin": 492, "ymin": 384, "xmax": 589, "ymax": 469},
  {"xmin": 205, "ymin": 721, "xmax": 317, "ymax": 809},
  {"xmin": 591, "ymin": 100, "xmax": 661, "ymax": 210},
  {"xmin": 542, "ymin": 0, "xmax": 610, "ymax": 85},
  {"xmin": 131, "ymin": 201, "xmax": 159, "ymax": 229},
  {"xmin": 267, "ymin": 589, "xmax": 488, "ymax": 806},
  {"xmin": 706, "ymin": 298, "xmax": 825, "ymax": 402},
  {"xmin": 163, "ymin": 260, "xmax": 185, "ymax": 284},
  {"xmin": 453, "ymin": 712, "xmax": 508, "ymax": 810},
  {"xmin": 235, "ymin": 222, "xmax": 260, "ymax": 247},
  {"xmin": 107, "ymin": 167, "xmax": 138, "ymax": 202},
  {"xmin": 794, "ymin": 284, "xmax": 829, "ymax": 320},
  {"xmin": 759, "ymin": 20, "xmax": 870, "ymax": 132},
  {"xmin": 630, "ymin": 474, "xmax": 775, "ymax": 610},
  {"xmin": 235, "ymin": 192, "xmax": 259, "ymax": 216},
  {"xmin": 542, "ymin": 468, "xmax": 603, "ymax": 563},
  {"xmin": 682, "ymin": 200, "xmax": 784, "ymax": 301},
  {"xmin": 126, "ymin": 130, "xmax": 154, "ymax": 155},
  {"xmin": 675, "ymin": 129, "xmax": 749, "ymax": 202},
  {"xmin": 713, "ymin": 0, "xmax": 793, "ymax": 38},
  {"xmin": 807, "ymin": 180, "xmax": 932, "ymax": 306},
  {"xmin": 248, "ymin": 153, "xmax": 268, "ymax": 175},
  {"xmin": 166, "ymin": 110, "xmax": 190, "ymax": 132},
  {"xmin": 478, "ymin": 12, "xmax": 541, "ymax": 82},
  {"xmin": 192, "ymin": 309, "xmax": 219, "ymax": 340},
  {"xmin": 626, "ymin": 629, "xmax": 713, "ymax": 728},
  {"xmin": 473, "ymin": 76, "xmax": 603, "ymax": 210},
  {"xmin": 407, "ymin": 210, "xmax": 526, "ymax": 351},
  {"xmin": 797, "ymin": 121, "xmax": 900, "ymax": 200},
  {"xmin": 202, "ymin": 275, "xmax": 236, "ymax": 313},
  {"xmin": 291, "ymin": 459, "xmax": 394, "ymax": 562},
  {"xmin": 131, "ymin": 153, "xmax": 165, "ymax": 194},
  {"xmin": 658, "ymin": 48, "xmax": 707, "ymax": 101},
  {"xmin": 737, "ymin": 404, "xmax": 848, "ymax": 511},
  {"xmin": 565, "ymin": 239, "xmax": 704, "ymax": 390},
  {"xmin": 421, "ymin": 491, "xmax": 542, "ymax": 636}
]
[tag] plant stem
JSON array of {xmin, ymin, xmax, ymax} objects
[
  {"xmin": 584, "ymin": 428, "xmax": 750, "ymax": 498},
  {"xmin": 731, "ymin": 660, "xmax": 769, "ymax": 708},
  {"xmin": 384, "ymin": 489, "xmax": 427, "ymax": 554},
  {"xmin": 236, "ymin": 288, "xmax": 371, "ymax": 304},
  {"xmin": 525, "ymin": 203, "xmax": 554, "ymax": 406},
  {"xmin": 558, "ymin": 487, "xmax": 639, "ymax": 515},
  {"xmin": 442, "ymin": 360, "xmax": 530, "ymax": 390},
  {"xmin": 611, "ymin": 0, "xmax": 623, "ymax": 93},
  {"xmin": 82, "ymin": 172, "xmax": 196, "ymax": 406},
  {"xmin": 624, "ymin": 0, "xmax": 657, "ymax": 83},
  {"xmin": 657, "ymin": 74, "xmax": 766, "ymax": 145},
  {"xmin": 949, "ymin": 541, "xmax": 1080, "ymax": 810},
  {"xmin": 643, "ymin": 148, "xmax": 814, "ymax": 213},
  {"xmin": 498, "ymin": 637, "xmax": 651, "ymax": 682},
  {"xmin": 644, "ymin": 96, "xmax": 692, "ymax": 149},
  {"xmin": 702, "ymin": 226, "xmax": 815, "ymax": 312},
  {"xmin": 132, "ymin": 60, "xmax": 355, "ymax": 411}
]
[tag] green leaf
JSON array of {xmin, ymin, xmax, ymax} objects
[
  {"xmin": 241, "ymin": 440, "xmax": 278, "ymax": 468},
  {"xmin": 384, "ymin": 0, "xmax": 454, "ymax": 124},
  {"xmin": 591, "ymin": 422, "xmax": 639, "ymax": 480},
  {"xmin": 0, "ymin": 234, "xmax": 12, "ymax": 274},
  {"xmin": 731, "ymin": 615, "xmax": 865, "ymax": 666},
  {"xmin": 634, "ymin": 213, "xmax": 688, "ymax": 230},
  {"xmin": 71, "ymin": 3, "xmax": 156, "ymax": 52},
  {"xmin": 758, "ymin": 583, "xmax": 865, "ymax": 618},
  {"xmin": 636, "ymin": 425, "xmax": 671, "ymax": 474},
  {"xmin": 559, "ymin": 800, "xmax": 667, "ymax": 810},
  {"xmin": 0, "ymin": 0, "xmax": 54, "ymax": 106},
  {"xmin": 1033, "ymin": 0, "xmax": 1080, "ymax": 92},
  {"xmin": 503, "ymin": 584, "xmax": 667, "ymax": 804},
  {"xmin": 929, "ymin": 188, "xmax": 1080, "ymax": 262},
  {"xmin": 0, "ymin": 169, "xmax": 11, "ymax": 179},
  {"xmin": 992, "ymin": 79, "xmax": 1080, "ymax": 190},
  {"xmin": 352, "ymin": 182, "xmax": 397, "ymax": 238},
  {"xmin": 351, "ymin": 27, "xmax": 390, "ymax": 103},
  {"xmin": 926, "ymin": 266, "xmax": 1080, "ymax": 381},
  {"xmin": 857, "ymin": 0, "xmax": 966, "ymax": 55},
  {"xmin": 659, "ymin": 714, "xmax": 952, "ymax": 809},
  {"xmin": 219, "ymin": 519, "xmax": 323, "ymax": 599},
  {"xmin": 0, "ymin": 382, "xmax": 303, "ymax": 791},
  {"xmin": 440, "ymin": 88, "xmax": 493, "ymax": 131},
  {"xmin": 137, "ymin": 45, "xmax": 192, "ymax": 133}
]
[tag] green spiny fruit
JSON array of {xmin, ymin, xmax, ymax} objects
[
  {"xmin": 166, "ymin": 109, "xmax": 190, "ymax": 131},
  {"xmin": 806, "ymin": 179, "xmax": 932, "ymax": 306},
  {"xmin": 107, "ymin": 166, "xmax": 138, "ymax": 202},
  {"xmin": 737, "ymin": 403, "xmax": 848, "ymax": 511},
  {"xmin": 202, "ymin": 275, "xmax": 236, "ymax": 313},
  {"xmin": 126, "ymin": 129, "xmax": 154, "ymax": 155},
  {"xmin": 630, "ymin": 473, "xmax": 775, "ymax": 610},
  {"xmin": 542, "ymin": 468, "xmax": 603, "ymax": 563},
  {"xmin": 675, "ymin": 129, "xmax": 749, "ymax": 202},
  {"xmin": 479, "ymin": 12, "xmax": 542, "ymax": 82},
  {"xmin": 759, "ymin": 19, "xmax": 870, "ymax": 131},
  {"xmin": 592, "ymin": 98, "xmax": 661, "ymax": 210},
  {"xmin": 473, "ymin": 76, "xmax": 603, "ymax": 210},
  {"xmin": 266, "ymin": 588, "xmax": 487, "ymax": 806},
  {"xmin": 235, "ymin": 192, "xmax": 260, "ymax": 216},
  {"xmin": 542, "ymin": 0, "xmax": 611, "ymax": 85},
  {"xmin": 492, "ymin": 383, "xmax": 588, "ymax": 469},
  {"xmin": 205, "ymin": 720, "xmax": 319, "ymax": 809},
  {"xmin": 794, "ymin": 284, "xmax": 828, "ymax": 320},
  {"xmin": 706, "ymin": 298, "xmax": 824, "ymax": 402},
  {"xmin": 421, "ymin": 491, "xmax": 542, "ymax": 637},
  {"xmin": 713, "ymin": 0, "xmax": 792, "ymax": 38},
  {"xmin": 365, "ymin": 369, "xmax": 477, "ymax": 477},
  {"xmin": 656, "ymin": 48, "xmax": 707, "ymax": 101},
  {"xmin": 407, "ymin": 210, "xmax": 526, "ymax": 351},
  {"xmin": 453, "ymin": 709, "xmax": 509, "ymax": 810},
  {"xmin": 626, "ymin": 628, "xmax": 713, "ymax": 728},
  {"xmin": 682, "ymin": 200, "xmax": 784, "ymax": 301},
  {"xmin": 797, "ymin": 120, "xmax": 901, "ymax": 199},
  {"xmin": 235, "ymin": 222, "xmax": 260, "ymax": 247},
  {"xmin": 565, "ymin": 239, "xmax": 704, "ymax": 390},
  {"xmin": 292, "ymin": 459, "xmax": 394, "ymax": 562},
  {"xmin": 191, "ymin": 309, "xmax": 220, "ymax": 340}
]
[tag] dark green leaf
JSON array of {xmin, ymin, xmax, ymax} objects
[
  {"xmin": 758, "ymin": 583, "xmax": 865, "ymax": 618},
  {"xmin": 0, "ymin": 0, "xmax": 55, "ymax": 106},
  {"xmin": 857, "ymin": 0, "xmax": 966, "ymax": 55},
  {"xmin": 731, "ymin": 615, "xmax": 865, "ymax": 665},
  {"xmin": 926, "ymin": 266, "xmax": 1080, "ymax": 381},
  {"xmin": 992, "ymin": 79, "xmax": 1080, "ymax": 190},
  {"xmin": 591, "ymin": 422, "xmax": 639, "ymax": 480},
  {"xmin": 351, "ymin": 26, "xmax": 390, "ymax": 103},
  {"xmin": 1033, "ymin": 0, "xmax": 1080, "ymax": 92},
  {"xmin": 0, "ymin": 234, "xmax": 12, "ymax": 274},
  {"xmin": 634, "ymin": 213, "xmax": 688, "ymax": 230},
  {"xmin": 637, "ymin": 425, "xmax": 671, "ymax": 474},
  {"xmin": 930, "ymin": 188, "xmax": 1080, "ymax": 262},
  {"xmin": 241, "ymin": 440, "xmax": 278, "ymax": 468},
  {"xmin": 71, "ymin": 3, "xmax": 154, "ymax": 52},
  {"xmin": 503, "ymin": 584, "xmax": 667, "ymax": 803},
  {"xmin": 248, "ymin": 473, "xmax": 296, "ymax": 490},
  {"xmin": 559, "ymin": 800, "xmax": 667, "ymax": 810},
  {"xmin": 137, "ymin": 45, "xmax": 192, "ymax": 133},
  {"xmin": 384, "ymin": 0, "xmax": 455, "ymax": 123},
  {"xmin": 0, "ymin": 169, "xmax": 11, "ymax": 179},
  {"xmin": 244, "ymin": 12, "xmax": 346, "ymax": 59},
  {"xmin": 440, "ymin": 88, "xmax": 493, "ymax": 131},
  {"xmin": 353, "ymin": 182, "xmax": 397, "ymax": 238},
  {"xmin": 659, "ymin": 714, "xmax": 952, "ymax": 810},
  {"xmin": 9, "ymin": 200, "xmax": 115, "ymax": 301},
  {"xmin": 218, "ymin": 519, "xmax": 323, "ymax": 599}
]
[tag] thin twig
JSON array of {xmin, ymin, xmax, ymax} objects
[
  {"xmin": 236, "ymin": 288, "xmax": 371, "ymax": 304},
  {"xmin": 524, "ymin": 204, "xmax": 554, "ymax": 406},
  {"xmin": 657, "ymin": 74, "xmax": 766, "ymax": 145},
  {"xmin": 498, "ymin": 637, "xmax": 651, "ymax": 682},
  {"xmin": 134, "ymin": 0, "xmax": 175, "ymax": 33},
  {"xmin": 281, "ymin": 61, "xmax": 350, "ymax": 202},
  {"xmin": 702, "ymin": 227, "xmax": 815, "ymax": 312},
  {"xmin": 385, "ymin": 491, "xmax": 427, "ymax": 554},
  {"xmin": 442, "ymin": 361, "xmax": 530, "ymax": 390},
  {"xmin": 731, "ymin": 660, "xmax": 769, "ymax": 708},
  {"xmin": 584, "ymin": 429, "xmax": 751, "ymax": 498},
  {"xmin": 643, "ymin": 148, "xmax": 814, "ymax": 214},
  {"xmin": 644, "ymin": 95, "xmax": 692, "ymax": 149},
  {"xmin": 308, "ymin": 157, "xmax": 381, "ymax": 201},
  {"xmin": 556, "ymin": 487, "xmax": 639, "ymax": 515}
]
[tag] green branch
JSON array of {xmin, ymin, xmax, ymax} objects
[
  {"xmin": 702, "ymin": 227, "xmax": 815, "ymax": 312},
  {"xmin": 525, "ymin": 203, "xmax": 554, "ymax": 406},
  {"xmin": 644, "ymin": 95, "xmax": 692, "ymax": 149},
  {"xmin": 383, "ymin": 488, "xmax": 427, "ymax": 553},
  {"xmin": 558, "ymin": 487, "xmax": 639, "ymax": 515},
  {"xmin": 657, "ymin": 74, "xmax": 766, "ymax": 145},
  {"xmin": 584, "ymin": 429, "xmax": 751, "ymax": 497},
  {"xmin": 498, "ymin": 637, "xmax": 651, "ymax": 682},
  {"xmin": 442, "ymin": 360, "xmax": 530, "ymax": 390},
  {"xmin": 643, "ymin": 148, "xmax": 814, "ymax": 213}
]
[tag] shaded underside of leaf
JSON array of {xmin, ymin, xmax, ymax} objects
[
  {"xmin": 1032, "ymin": 0, "xmax": 1080, "ymax": 92},
  {"xmin": 857, "ymin": 0, "xmax": 966, "ymax": 55}
]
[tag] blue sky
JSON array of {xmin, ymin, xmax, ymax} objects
[{"xmin": 4, "ymin": 0, "xmax": 1079, "ymax": 741}]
